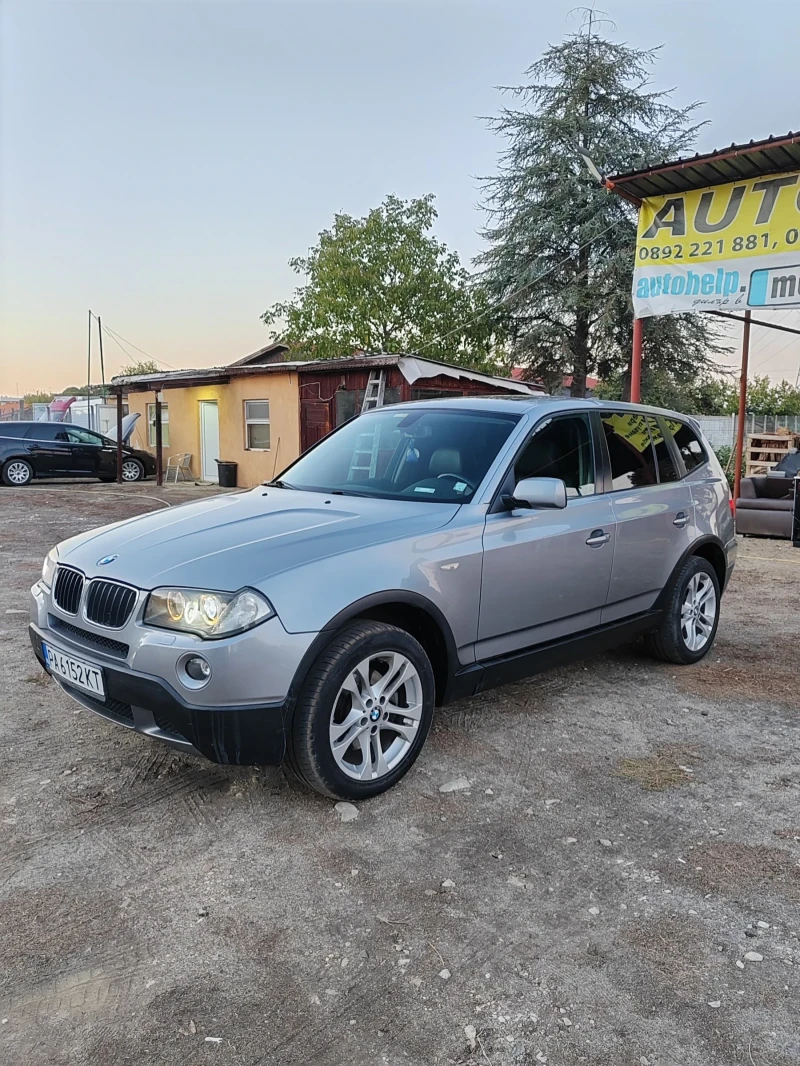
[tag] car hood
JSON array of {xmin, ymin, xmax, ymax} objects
[
  {"xmin": 104, "ymin": 412, "xmax": 140, "ymax": 444},
  {"xmin": 57, "ymin": 486, "xmax": 460, "ymax": 590}
]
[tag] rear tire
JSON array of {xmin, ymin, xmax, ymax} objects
[
  {"xmin": 644, "ymin": 556, "xmax": 720, "ymax": 665},
  {"xmin": 287, "ymin": 622, "xmax": 435, "ymax": 799},
  {"xmin": 2, "ymin": 459, "xmax": 33, "ymax": 486}
]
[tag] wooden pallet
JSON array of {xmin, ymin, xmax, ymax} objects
[{"xmin": 745, "ymin": 432, "xmax": 800, "ymax": 476}]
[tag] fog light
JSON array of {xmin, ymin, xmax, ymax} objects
[{"xmin": 185, "ymin": 656, "xmax": 211, "ymax": 682}]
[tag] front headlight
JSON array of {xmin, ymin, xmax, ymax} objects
[
  {"xmin": 42, "ymin": 547, "xmax": 59, "ymax": 589},
  {"xmin": 143, "ymin": 587, "xmax": 274, "ymax": 639}
]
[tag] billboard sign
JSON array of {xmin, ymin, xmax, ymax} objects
[{"xmin": 633, "ymin": 170, "xmax": 800, "ymax": 318}]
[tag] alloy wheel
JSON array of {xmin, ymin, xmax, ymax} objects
[
  {"xmin": 121, "ymin": 460, "xmax": 142, "ymax": 482},
  {"xmin": 680, "ymin": 572, "xmax": 717, "ymax": 652},
  {"xmin": 6, "ymin": 461, "xmax": 31, "ymax": 485},
  {"xmin": 329, "ymin": 651, "xmax": 423, "ymax": 782}
]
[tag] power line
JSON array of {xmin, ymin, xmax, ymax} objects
[
  {"xmin": 745, "ymin": 308, "xmax": 795, "ymax": 357},
  {"xmin": 103, "ymin": 326, "xmax": 179, "ymax": 370},
  {"xmin": 88, "ymin": 312, "xmax": 179, "ymax": 371},
  {"xmin": 747, "ymin": 309, "xmax": 800, "ymax": 371},
  {"xmin": 751, "ymin": 329, "xmax": 800, "ymax": 373},
  {"xmin": 98, "ymin": 326, "xmax": 139, "ymax": 366},
  {"xmin": 103, "ymin": 324, "xmax": 178, "ymax": 369}
]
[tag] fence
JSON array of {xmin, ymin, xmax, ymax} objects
[
  {"xmin": 693, "ymin": 414, "xmax": 800, "ymax": 450},
  {"xmin": 0, "ymin": 401, "xmax": 126, "ymax": 433}
]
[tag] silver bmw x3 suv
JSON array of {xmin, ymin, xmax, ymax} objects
[{"xmin": 30, "ymin": 397, "xmax": 735, "ymax": 798}]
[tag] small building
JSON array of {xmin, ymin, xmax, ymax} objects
[{"xmin": 113, "ymin": 347, "xmax": 540, "ymax": 486}]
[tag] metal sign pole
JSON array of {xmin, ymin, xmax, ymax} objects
[
  {"xmin": 630, "ymin": 318, "xmax": 643, "ymax": 403},
  {"xmin": 732, "ymin": 311, "xmax": 752, "ymax": 509}
]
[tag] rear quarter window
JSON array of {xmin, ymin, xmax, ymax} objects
[
  {"xmin": 664, "ymin": 419, "xmax": 707, "ymax": 473},
  {"xmin": 0, "ymin": 424, "xmax": 30, "ymax": 438}
]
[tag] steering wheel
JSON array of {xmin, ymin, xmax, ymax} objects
[{"xmin": 436, "ymin": 472, "xmax": 476, "ymax": 493}]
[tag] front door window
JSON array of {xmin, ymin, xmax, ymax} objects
[{"xmin": 514, "ymin": 414, "xmax": 596, "ymax": 496}]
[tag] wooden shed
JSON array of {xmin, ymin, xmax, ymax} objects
[{"xmin": 296, "ymin": 354, "xmax": 541, "ymax": 452}]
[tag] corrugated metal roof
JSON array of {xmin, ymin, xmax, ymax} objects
[
  {"xmin": 111, "ymin": 352, "xmax": 535, "ymax": 393},
  {"xmin": 607, "ymin": 131, "xmax": 800, "ymax": 200},
  {"xmin": 226, "ymin": 342, "xmax": 290, "ymax": 367}
]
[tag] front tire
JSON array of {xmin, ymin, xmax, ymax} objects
[
  {"xmin": 288, "ymin": 622, "xmax": 435, "ymax": 799},
  {"xmin": 121, "ymin": 458, "xmax": 144, "ymax": 482},
  {"xmin": 644, "ymin": 556, "xmax": 720, "ymax": 665},
  {"xmin": 2, "ymin": 459, "xmax": 33, "ymax": 486}
]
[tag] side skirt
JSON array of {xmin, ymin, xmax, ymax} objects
[{"xmin": 446, "ymin": 610, "xmax": 663, "ymax": 702}]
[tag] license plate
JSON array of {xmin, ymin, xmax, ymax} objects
[{"xmin": 42, "ymin": 642, "xmax": 105, "ymax": 698}]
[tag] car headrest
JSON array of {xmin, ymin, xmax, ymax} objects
[{"xmin": 428, "ymin": 448, "xmax": 462, "ymax": 477}]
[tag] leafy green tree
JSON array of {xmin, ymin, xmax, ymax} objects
[
  {"xmin": 118, "ymin": 359, "xmax": 162, "ymax": 377},
  {"xmin": 596, "ymin": 368, "xmax": 738, "ymax": 413},
  {"xmin": 744, "ymin": 376, "xmax": 800, "ymax": 415},
  {"xmin": 692, "ymin": 375, "xmax": 739, "ymax": 415},
  {"xmin": 24, "ymin": 391, "xmax": 54, "ymax": 405},
  {"xmin": 597, "ymin": 368, "xmax": 733, "ymax": 413},
  {"xmin": 714, "ymin": 446, "xmax": 735, "ymax": 489},
  {"xmin": 477, "ymin": 16, "xmax": 726, "ymax": 396},
  {"xmin": 262, "ymin": 194, "xmax": 501, "ymax": 369},
  {"xmin": 597, "ymin": 368, "xmax": 800, "ymax": 415}
]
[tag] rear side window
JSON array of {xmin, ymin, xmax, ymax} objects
[
  {"xmin": 26, "ymin": 424, "xmax": 67, "ymax": 441},
  {"xmin": 664, "ymin": 419, "xmax": 707, "ymax": 473},
  {"xmin": 0, "ymin": 423, "xmax": 30, "ymax": 438},
  {"xmin": 601, "ymin": 413, "xmax": 658, "ymax": 490},
  {"xmin": 647, "ymin": 417, "xmax": 679, "ymax": 483}
]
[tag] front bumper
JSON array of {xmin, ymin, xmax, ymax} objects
[{"xmin": 30, "ymin": 623, "xmax": 291, "ymax": 764}]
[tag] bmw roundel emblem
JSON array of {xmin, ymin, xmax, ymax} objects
[{"xmin": 97, "ymin": 554, "xmax": 119, "ymax": 566}]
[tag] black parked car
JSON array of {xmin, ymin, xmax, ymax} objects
[{"xmin": 0, "ymin": 422, "xmax": 156, "ymax": 485}]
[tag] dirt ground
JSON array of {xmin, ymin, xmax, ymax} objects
[{"xmin": 1, "ymin": 482, "xmax": 799, "ymax": 1066}]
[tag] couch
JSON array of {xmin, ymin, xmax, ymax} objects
[{"xmin": 735, "ymin": 475, "xmax": 796, "ymax": 538}]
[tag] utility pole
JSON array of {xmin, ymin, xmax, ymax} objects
[
  {"xmin": 86, "ymin": 310, "xmax": 93, "ymax": 430},
  {"xmin": 97, "ymin": 315, "xmax": 106, "ymax": 392}
]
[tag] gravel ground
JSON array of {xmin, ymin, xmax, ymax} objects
[{"xmin": 1, "ymin": 483, "xmax": 799, "ymax": 1066}]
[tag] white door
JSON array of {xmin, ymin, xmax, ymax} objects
[{"xmin": 199, "ymin": 401, "xmax": 220, "ymax": 482}]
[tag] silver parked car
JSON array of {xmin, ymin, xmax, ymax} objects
[{"xmin": 30, "ymin": 397, "xmax": 736, "ymax": 798}]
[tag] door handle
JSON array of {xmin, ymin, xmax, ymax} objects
[
  {"xmin": 586, "ymin": 529, "xmax": 610, "ymax": 547},
  {"xmin": 673, "ymin": 512, "xmax": 689, "ymax": 528}
]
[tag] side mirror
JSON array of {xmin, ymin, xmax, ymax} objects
[{"xmin": 510, "ymin": 477, "xmax": 567, "ymax": 510}]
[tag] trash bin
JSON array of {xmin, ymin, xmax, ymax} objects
[{"xmin": 216, "ymin": 460, "xmax": 238, "ymax": 488}]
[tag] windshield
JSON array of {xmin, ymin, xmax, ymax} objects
[{"xmin": 275, "ymin": 408, "xmax": 520, "ymax": 503}]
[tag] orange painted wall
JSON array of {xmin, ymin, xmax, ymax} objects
[{"xmin": 126, "ymin": 371, "xmax": 301, "ymax": 487}]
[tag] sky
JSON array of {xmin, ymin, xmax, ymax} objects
[{"xmin": 2, "ymin": 0, "xmax": 799, "ymax": 396}]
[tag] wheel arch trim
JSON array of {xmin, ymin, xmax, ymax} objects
[
  {"xmin": 286, "ymin": 591, "xmax": 460, "ymax": 710},
  {"xmin": 654, "ymin": 534, "xmax": 728, "ymax": 610}
]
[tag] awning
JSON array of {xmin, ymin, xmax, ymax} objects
[{"xmin": 396, "ymin": 356, "xmax": 541, "ymax": 394}]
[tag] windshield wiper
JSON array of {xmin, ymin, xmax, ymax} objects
[
  {"xmin": 267, "ymin": 479, "xmax": 298, "ymax": 490},
  {"xmin": 329, "ymin": 488, "xmax": 371, "ymax": 498}
]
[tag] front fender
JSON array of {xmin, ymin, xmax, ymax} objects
[{"xmin": 261, "ymin": 511, "xmax": 486, "ymax": 658}]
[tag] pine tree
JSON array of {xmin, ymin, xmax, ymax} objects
[{"xmin": 477, "ymin": 13, "xmax": 727, "ymax": 397}]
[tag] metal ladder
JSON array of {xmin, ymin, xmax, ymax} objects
[
  {"xmin": 347, "ymin": 431, "xmax": 380, "ymax": 480},
  {"xmin": 361, "ymin": 370, "xmax": 386, "ymax": 412}
]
